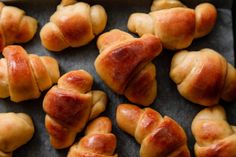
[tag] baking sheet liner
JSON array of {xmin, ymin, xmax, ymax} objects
[{"xmin": 0, "ymin": 0, "xmax": 234, "ymax": 156}]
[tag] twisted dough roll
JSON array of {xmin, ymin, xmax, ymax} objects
[
  {"xmin": 0, "ymin": 45, "xmax": 59, "ymax": 102},
  {"xmin": 67, "ymin": 117, "xmax": 117, "ymax": 157},
  {"xmin": 0, "ymin": 2, "xmax": 37, "ymax": 52},
  {"xmin": 0, "ymin": 112, "xmax": 34, "ymax": 157},
  {"xmin": 192, "ymin": 105, "xmax": 236, "ymax": 157},
  {"xmin": 43, "ymin": 70, "xmax": 108, "ymax": 149},
  {"xmin": 95, "ymin": 29, "xmax": 162, "ymax": 106},
  {"xmin": 40, "ymin": 0, "xmax": 107, "ymax": 52},
  {"xmin": 170, "ymin": 49, "xmax": 236, "ymax": 106},
  {"xmin": 116, "ymin": 104, "xmax": 190, "ymax": 157},
  {"xmin": 128, "ymin": 0, "xmax": 217, "ymax": 50}
]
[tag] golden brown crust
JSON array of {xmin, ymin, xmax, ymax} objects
[
  {"xmin": 43, "ymin": 70, "xmax": 108, "ymax": 149},
  {"xmin": 15, "ymin": 16, "xmax": 37, "ymax": 43},
  {"xmin": 194, "ymin": 3, "xmax": 217, "ymax": 38},
  {"xmin": 124, "ymin": 63, "xmax": 157, "ymax": 106},
  {"xmin": 0, "ymin": 6, "xmax": 24, "ymax": 44},
  {"xmin": 151, "ymin": 0, "xmax": 186, "ymax": 11},
  {"xmin": 0, "ymin": 151, "xmax": 12, "ymax": 157},
  {"xmin": 170, "ymin": 49, "xmax": 236, "ymax": 106},
  {"xmin": 40, "ymin": 1, "xmax": 107, "ymax": 52},
  {"xmin": 0, "ymin": 45, "xmax": 59, "ymax": 102},
  {"xmin": 95, "ymin": 29, "xmax": 162, "ymax": 106},
  {"xmin": 150, "ymin": 8, "xmax": 195, "ymax": 49},
  {"xmin": 90, "ymin": 90, "xmax": 108, "ymax": 120},
  {"xmin": 57, "ymin": 70, "xmax": 93, "ymax": 93},
  {"xmin": 116, "ymin": 104, "xmax": 143, "ymax": 136},
  {"xmin": 134, "ymin": 108, "xmax": 162, "ymax": 143},
  {"xmin": 40, "ymin": 56, "xmax": 60, "ymax": 83},
  {"xmin": 140, "ymin": 116, "xmax": 189, "ymax": 157},
  {"xmin": 90, "ymin": 5, "xmax": 108, "ymax": 36},
  {"xmin": 192, "ymin": 105, "xmax": 236, "ymax": 157},
  {"xmin": 0, "ymin": 58, "xmax": 9, "ymax": 98},
  {"xmin": 116, "ymin": 104, "xmax": 190, "ymax": 157},
  {"xmin": 40, "ymin": 23, "xmax": 69, "ymax": 52},
  {"xmin": 128, "ymin": 1, "xmax": 217, "ymax": 50},
  {"xmin": 29, "ymin": 54, "xmax": 52, "ymax": 91},
  {"xmin": 0, "ymin": 2, "xmax": 37, "ymax": 52},
  {"xmin": 67, "ymin": 117, "xmax": 117, "ymax": 157},
  {"xmin": 0, "ymin": 27, "xmax": 5, "ymax": 53},
  {"xmin": 96, "ymin": 35, "xmax": 160, "ymax": 93},
  {"xmin": 85, "ymin": 117, "xmax": 112, "ymax": 135},
  {"xmin": 44, "ymin": 87, "xmax": 92, "ymax": 128},
  {"xmin": 221, "ymin": 63, "xmax": 236, "ymax": 101},
  {"xmin": 60, "ymin": 0, "xmax": 77, "ymax": 6},
  {"xmin": 3, "ymin": 46, "xmax": 40, "ymax": 102},
  {"xmin": 45, "ymin": 115, "xmax": 76, "ymax": 148},
  {"xmin": 51, "ymin": 3, "xmax": 94, "ymax": 47},
  {"xmin": 97, "ymin": 29, "xmax": 133, "ymax": 52},
  {"xmin": 0, "ymin": 112, "xmax": 34, "ymax": 157}
]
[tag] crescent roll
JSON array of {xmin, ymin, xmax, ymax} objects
[
  {"xmin": 0, "ymin": 2, "xmax": 37, "ymax": 52},
  {"xmin": 170, "ymin": 49, "xmax": 236, "ymax": 106},
  {"xmin": 95, "ymin": 29, "xmax": 162, "ymax": 106},
  {"xmin": 0, "ymin": 45, "xmax": 59, "ymax": 102},
  {"xmin": 128, "ymin": 0, "xmax": 217, "ymax": 50},
  {"xmin": 43, "ymin": 70, "xmax": 108, "ymax": 149},
  {"xmin": 40, "ymin": 0, "xmax": 107, "ymax": 52}
]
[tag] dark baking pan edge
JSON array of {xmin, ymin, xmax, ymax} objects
[{"xmin": 233, "ymin": 1, "xmax": 236, "ymax": 63}]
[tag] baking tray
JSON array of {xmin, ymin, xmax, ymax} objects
[{"xmin": 0, "ymin": 0, "xmax": 235, "ymax": 156}]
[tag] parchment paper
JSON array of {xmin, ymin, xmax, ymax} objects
[{"xmin": 0, "ymin": 0, "xmax": 234, "ymax": 157}]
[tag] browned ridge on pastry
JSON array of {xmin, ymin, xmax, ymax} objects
[
  {"xmin": 192, "ymin": 105, "xmax": 236, "ymax": 157},
  {"xmin": 43, "ymin": 70, "xmax": 108, "ymax": 149},
  {"xmin": 0, "ymin": 112, "xmax": 34, "ymax": 157},
  {"xmin": 116, "ymin": 104, "xmax": 190, "ymax": 157},
  {"xmin": 128, "ymin": 0, "xmax": 217, "ymax": 50},
  {"xmin": 0, "ymin": 2, "xmax": 37, "ymax": 52},
  {"xmin": 67, "ymin": 117, "xmax": 117, "ymax": 157},
  {"xmin": 40, "ymin": 0, "xmax": 107, "ymax": 52},
  {"xmin": 0, "ymin": 45, "xmax": 59, "ymax": 102},
  {"xmin": 95, "ymin": 29, "xmax": 162, "ymax": 106},
  {"xmin": 170, "ymin": 48, "xmax": 236, "ymax": 106}
]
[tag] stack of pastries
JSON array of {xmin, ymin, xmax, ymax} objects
[{"xmin": 0, "ymin": 0, "xmax": 235, "ymax": 157}]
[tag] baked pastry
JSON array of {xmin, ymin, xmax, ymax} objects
[
  {"xmin": 0, "ymin": 112, "xmax": 34, "ymax": 157},
  {"xmin": 116, "ymin": 104, "xmax": 190, "ymax": 157},
  {"xmin": 170, "ymin": 48, "xmax": 236, "ymax": 106},
  {"xmin": 0, "ymin": 45, "xmax": 60, "ymax": 102},
  {"xmin": 40, "ymin": 0, "xmax": 107, "ymax": 52},
  {"xmin": 67, "ymin": 117, "xmax": 117, "ymax": 157},
  {"xmin": 43, "ymin": 70, "xmax": 108, "ymax": 149},
  {"xmin": 192, "ymin": 105, "xmax": 236, "ymax": 157},
  {"xmin": 151, "ymin": 0, "xmax": 186, "ymax": 11},
  {"xmin": 0, "ymin": 2, "xmax": 37, "ymax": 52},
  {"xmin": 128, "ymin": 0, "xmax": 217, "ymax": 50},
  {"xmin": 95, "ymin": 29, "xmax": 162, "ymax": 106}
]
